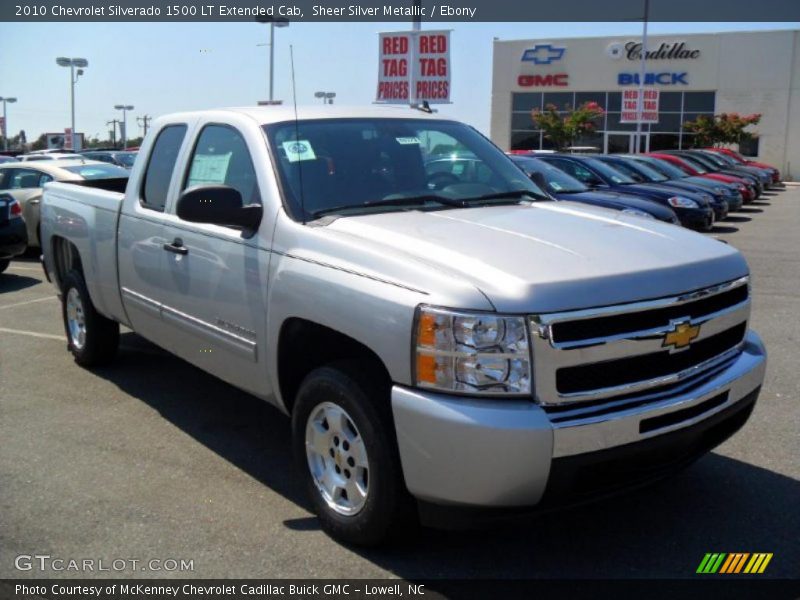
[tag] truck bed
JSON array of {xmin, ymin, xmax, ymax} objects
[{"xmin": 41, "ymin": 181, "xmax": 126, "ymax": 324}]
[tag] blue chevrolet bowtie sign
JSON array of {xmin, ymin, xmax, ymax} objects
[{"xmin": 521, "ymin": 44, "xmax": 566, "ymax": 65}]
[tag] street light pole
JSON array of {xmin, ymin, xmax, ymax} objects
[
  {"xmin": 256, "ymin": 16, "xmax": 289, "ymax": 103},
  {"xmin": 56, "ymin": 57, "xmax": 88, "ymax": 150},
  {"xmin": 114, "ymin": 105, "xmax": 134, "ymax": 149},
  {"xmin": 0, "ymin": 97, "xmax": 17, "ymax": 151}
]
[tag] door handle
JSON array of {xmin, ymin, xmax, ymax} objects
[{"xmin": 163, "ymin": 238, "xmax": 188, "ymax": 255}]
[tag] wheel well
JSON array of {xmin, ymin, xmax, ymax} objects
[
  {"xmin": 51, "ymin": 236, "xmax": 83, "ymax": 292},
  {"xmin": 277, "ymin": 318, "xmax": 391, "ymax": 415}
]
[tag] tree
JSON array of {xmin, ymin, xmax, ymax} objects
[
  {"xmin": 31, "ymin": 134, "xmax": 47, "ymax": 151},
  {"xmin": 683, "ymin": 112, "xmax": 761, "ymax": 148},
  {"xmin": 531, "ymin": 101, "xmax": 605, "ymax": 151}
]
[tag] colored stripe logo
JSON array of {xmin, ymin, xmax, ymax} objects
[{"xmin": 697, "ymin": 553, "xmax": 773, "ymax": 574}]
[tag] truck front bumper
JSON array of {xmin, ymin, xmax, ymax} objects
[{"xmin": 391, "ymin": 330, "xmax": 766, "ymax": 510}]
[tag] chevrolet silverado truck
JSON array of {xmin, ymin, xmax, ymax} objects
[{"xmin": 41, "ymin": 106, "xmax": 767, "ymax": 545}]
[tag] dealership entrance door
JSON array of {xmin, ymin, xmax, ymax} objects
[{"xmin": 604, "ymin": 132, "xmax": 650, "ymax": 154}]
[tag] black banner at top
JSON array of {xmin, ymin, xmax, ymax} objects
[{"xmin": 2, "ymin": 0, "xmax": 800, "ymax": 22}]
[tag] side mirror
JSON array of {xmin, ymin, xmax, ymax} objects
[
  {"xmin": 176, "ymin": 185, "xmax": 262, "ymax": 231},
  {"xmin": 530, "ymin": 171, "xmax": 548, "ymax": 191}
]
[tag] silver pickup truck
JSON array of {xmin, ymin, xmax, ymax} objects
[{"xmin": 41, "ymin": 106, "xmax": 766, "ymax": 545}]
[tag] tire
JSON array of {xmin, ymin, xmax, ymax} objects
[
  {"xmin": 291, "ymin": 361, "xmax": 415, "ymax": 546},
  {"xmin": 61, "ymin": 270, "xmax": 119, "ymax": 367},
  {"xmin": 0, "ymin": 259, "xmax": 9, "ymax": 274}
]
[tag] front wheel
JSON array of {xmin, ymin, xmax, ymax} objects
[
  {"xmin": 61, "ymin": 270, "xmax": 119, "ymax": 367},
  {"xmin": 292, "ymin": 362, "xmax": 415, "ymax": 546}
]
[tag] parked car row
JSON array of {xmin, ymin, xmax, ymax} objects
[
  {"xmin": 507, "ymin": 148, "xmax": 781, "ymax": 231},
  {"xmin": 0, "ymin": 159, "xmax": 129, "ymax": 256}
]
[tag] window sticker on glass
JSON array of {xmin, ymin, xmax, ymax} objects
[
  {"xmin": 282, "ymin": 140, "xmax": 316, "ymax": 162},
  {"xmin": 550, "ymin": 181, "xmax": 563, "ymax": 191},
  {"xmin": 395, "ymin": 137, "xmax": 421, "ymax": 145},
  {"xmin": 188, "ymin": 153, "xmax": 233, "ymax": 186}
]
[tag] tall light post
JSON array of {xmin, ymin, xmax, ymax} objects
[
  {"xmin": 255, "ymin": 16, "xmax": 289, "ymax": 102},
  {"xmin": 0, "ymin": 97, "xmax": 17, "ymax": 151},
  {"xmin": 56, "ymin": 57, "xmax": 88, "ymax": 150},
  {"xmin": 314, "ymin": 91, "xmax": 336, "ymax": 105},
  {"xmin": 114, "ymin": 105, "xmax": 134, "ymax": 149}
]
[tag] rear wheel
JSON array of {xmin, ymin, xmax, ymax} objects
[
  {"xmin": 291, "ymin": 361, "xmax": 415, "ymax": 545},
  {"xmin": 61, "ymin": 270, "xmax": 119, "ymax": 367}
]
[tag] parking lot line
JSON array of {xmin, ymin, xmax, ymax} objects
[
  {"xmin": 0, "ymin": 327, "xmax": 65, "ymax": 341},
  {"xmin": 6, "ymin": 265, "xmax": 42, "ymax": 272},
  {"xmin": 0, "ymin": 296, "xmax": 56, "ymax": 310}
]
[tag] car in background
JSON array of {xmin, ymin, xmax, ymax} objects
[
  {"xmin": 509, "ymin": 154, "xmax": 679, "ymax": 224},
  {"xmin": 665, "ymin": 151, "xmax": 764, "ymax": 194},
  {"xmin": 694, "ymin": 149, "xmax": 776, "ymax": 188},
  {"xmin": 0, "ymin": 160, "xmax": 129, "ymax": 247},
  {"xmin": 18, "ymin": 153, "xmax": 85, "ymax": 162},
  {"xmin": 648, "ymin": 153, "xmax": 759, "ymax": 202},
  {"xmin": 537, "ymin": 154, "xmax": 715, "ymax": 230},
  {"xmin": 704, "ymin": 147, "xmax": 781, "ymax": 184},
  {"xmin": 0, "ymin": 156, "xmax": 16, "ymax": 164},
  {"xmin": 625, "ymin": 154, "xmax": 749, "ymax": 205},
  {"xmin": 0, "ymin": 193, "xmax": 27, "ymax": 273},
  {"xmin": 595, "ymin": 154, "xmax": 737, "ymax": 218},
  {"xmin": 80, "ymin": 150, "xmax": 137, "ymax": 169}
]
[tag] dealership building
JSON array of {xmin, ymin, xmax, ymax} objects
[{"xmin": 490, "ymin": 29, "xmax": 800, "ymax": 177}]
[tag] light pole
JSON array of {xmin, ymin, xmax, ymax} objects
[
  {"xmin": 0, "ymin": 97, "xmax": 17, "ymax": 151},
  {"xmin": 114, "ymin": 105, "xmax": 134, "ymax": 149},
  {"xmin": 255, "ymin": 16, "xmax": 289, "ymax": 102},
  {"xmin": 56, "ymin": 57, "xmax": 88, "ymax": 150},
  {"xmin": 314, "ymin": 91, "xmax": 336, "ymax": 105}
]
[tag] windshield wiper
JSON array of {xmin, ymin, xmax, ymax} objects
[
  {"xmin": 460, "ymin": 189, "xmax": 549, "ymax": 202},
  {"xmin": 310, "ymin": 194, "xmax": 466, "ymax": 218}
]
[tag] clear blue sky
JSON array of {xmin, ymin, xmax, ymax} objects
[{"xmin": 0, "ymin": 21, "xmax": 796, "ymax": 143}]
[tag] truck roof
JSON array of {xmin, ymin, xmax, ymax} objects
[{"xmin": 158, "ymin": 105, "xmax": 448, "ymax": 127}]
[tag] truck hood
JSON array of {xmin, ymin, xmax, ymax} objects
[{"xmin": 325, "ymin": 202, "xmax": 748, "ymax": 313}]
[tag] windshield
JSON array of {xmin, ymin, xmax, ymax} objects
[
  {"xmin": 265, "ymin": 118, "xmax": 543, "ymax": 220},
  {"xmin": 681, "ymin": 153, "xmax": 716, "ymax": 171},
  {"xmin": 673, "ymin": 155, "xmax": 708, "ymax": 174},
  {"xmin": 581, "ymin": 157, "xmax": 637, "ymax": 184},
  {"xmin": 62, "ymin": 164, "xmax": 130, "ymax": 179},
  {"xmin": 637, "ymin": 157, "xmax": 688, "ymax": 179},
  {"xmin": 511, "ymin": 156, "xmax": 587, "ymax": 193},
  {"xmin": 606, "ymin": 158, "xmax": 668, "ymax": 182},
  {"xmin": 116, "ymin": 152, "xmax": 137, "ymax": 167}
]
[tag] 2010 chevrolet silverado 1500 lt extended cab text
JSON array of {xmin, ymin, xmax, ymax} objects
[{"xmin": 41, "ymin": 106, "xmax": 767, "ymax": 545}]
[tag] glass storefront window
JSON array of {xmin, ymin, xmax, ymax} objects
[
  {"xmin": 512, "ymin": 93, "xmax": 543, "ymax": 112},
  {"xmin": 607, "ymin": 92, "xmax": 622, "ymax": 111},
  {"xmin": 575, "ymin": 92, "xmax": 607, "ymax": 108},
  {"xmin": 659, "ymin": 92, "xmax": 682, "ymax": 112},
  {"xmin": 739, "ymin": 137, "xmax": 760, "ymax": 157},
  {"xmin": 512, "ymin": 112, "xmax": 538, "ymax": 130},
  {"xmin": 652, "ymin": 113, "xmax": 683, "ymax": 132},
  {"xmin": 650, "ymin": 134, "xmax": 681, "ymax": 151},
  {"xmin": 510, "ymin": 131, "xmax": 541, "ymax": 151},
  {"xmin": 684, "ymin": 92, "xmax": 716, "ymax": 112},
  {"xmin": 543, "ymin": 92, "xmax": 574, "ymax": 110}
]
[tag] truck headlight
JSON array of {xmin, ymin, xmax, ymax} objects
[
  {"xmin": 413, "ymin": 306, "xmax": 531, "ymax": 395},
  {"xmin": 667, "ymin": 196, "xmax": 699, "ymax": 208}
]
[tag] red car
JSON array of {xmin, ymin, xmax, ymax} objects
[
  {"xmin": 647, "ymin": 152, "xmax": 756, "ymax": 202},
  {"xmin": 703, "ymin": 147, "xmax": 781, "ymax": 184}
]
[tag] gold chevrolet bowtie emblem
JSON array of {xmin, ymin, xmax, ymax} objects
[{"xmin": 663, "ymin": 321, "xmax": 701, "ymax": 350}]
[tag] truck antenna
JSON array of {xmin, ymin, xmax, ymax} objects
[{"xmin": 289, "ymin": 44, "xmax": 307, "ymax": 225}]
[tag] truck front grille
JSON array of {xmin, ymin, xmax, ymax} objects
[{"xmin": 531, "ymin": 277, "xmax": 750, "ymax": 406}]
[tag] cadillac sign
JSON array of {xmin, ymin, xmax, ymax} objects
[{"xmin": 608, "ymin": 41, "xmax": 701, "ymax": 61}]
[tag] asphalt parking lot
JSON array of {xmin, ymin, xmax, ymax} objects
[{"xmin": 1, "ymin": 187, "xmax": 798, "ymax": 581}]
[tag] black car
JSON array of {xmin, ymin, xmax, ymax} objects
[
  {"xmin": 0, "ymin": 193, "xmax": 27, "ymax": 273},
  {"xmin": 509, "ymin": 155, "xmax": 679, "ymax": 224},
  {"xmin": 665, "ymin": 151, "xmax": 763, "ymax": 196},
  {"xmin": 536, "ymin": 154, "xmax": 715, "ymax": 230},
  {"xmin": 80, "ymin": 150, "xmax": 137, "ymax": 169},
  {"xmin": 595, "ymin": 155, "xmax": 734, "ymax": 219},
  {"xmin": 693, "ymin": 150, "xmax": 773, "ymax": 189},
  {"xmin": 624, "ymin": 154, "xmax": 747, "ymax": 208}
]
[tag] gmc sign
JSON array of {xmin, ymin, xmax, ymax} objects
[{"xmin": 518, "ymin": 73, "xmax": 569, "ymax": 87}]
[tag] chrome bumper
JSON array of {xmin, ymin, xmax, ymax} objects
[{"xmin": 391, "ymin": 330, "xmax": 766, "ymax": 508}]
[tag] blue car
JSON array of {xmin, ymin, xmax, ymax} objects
[
  {"xmin": 595, "ymin": 154, "xmax": 736, "ymax": 218},
  {"xmin": 537, "ymin": 154, "xmax": 715, "ymax": 230},
  {"xmin": 509, "ymin": 155, "xmax": 679, "ymax": 224}
]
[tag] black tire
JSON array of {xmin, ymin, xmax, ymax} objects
[
  {"xmin": 291, "ymin": 361, "xmax": 416, "ymax": 546},
  {"xmin": 0, "ymin": 259, "xmax": 9, "ymax": 274},
  {"xmin": 61, "ymin": 270, "xmax": 119, "ymax": 367}
]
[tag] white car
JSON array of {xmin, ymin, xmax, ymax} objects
[{"xmin": 17, "ymin": 153, "xmax": 85, "ymax": 162}]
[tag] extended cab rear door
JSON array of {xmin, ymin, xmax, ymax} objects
[{"xmin": 118, "ymin": 123, "xmax": 192, "ymax": 344}]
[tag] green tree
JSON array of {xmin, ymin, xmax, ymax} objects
[
  {"xmin": 531, "ymin": 101, "xmax": 605, "ymax": 151},
  {"xmin": 683, "ymin": 112, "xmax": 761, "ymax": 148}
]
